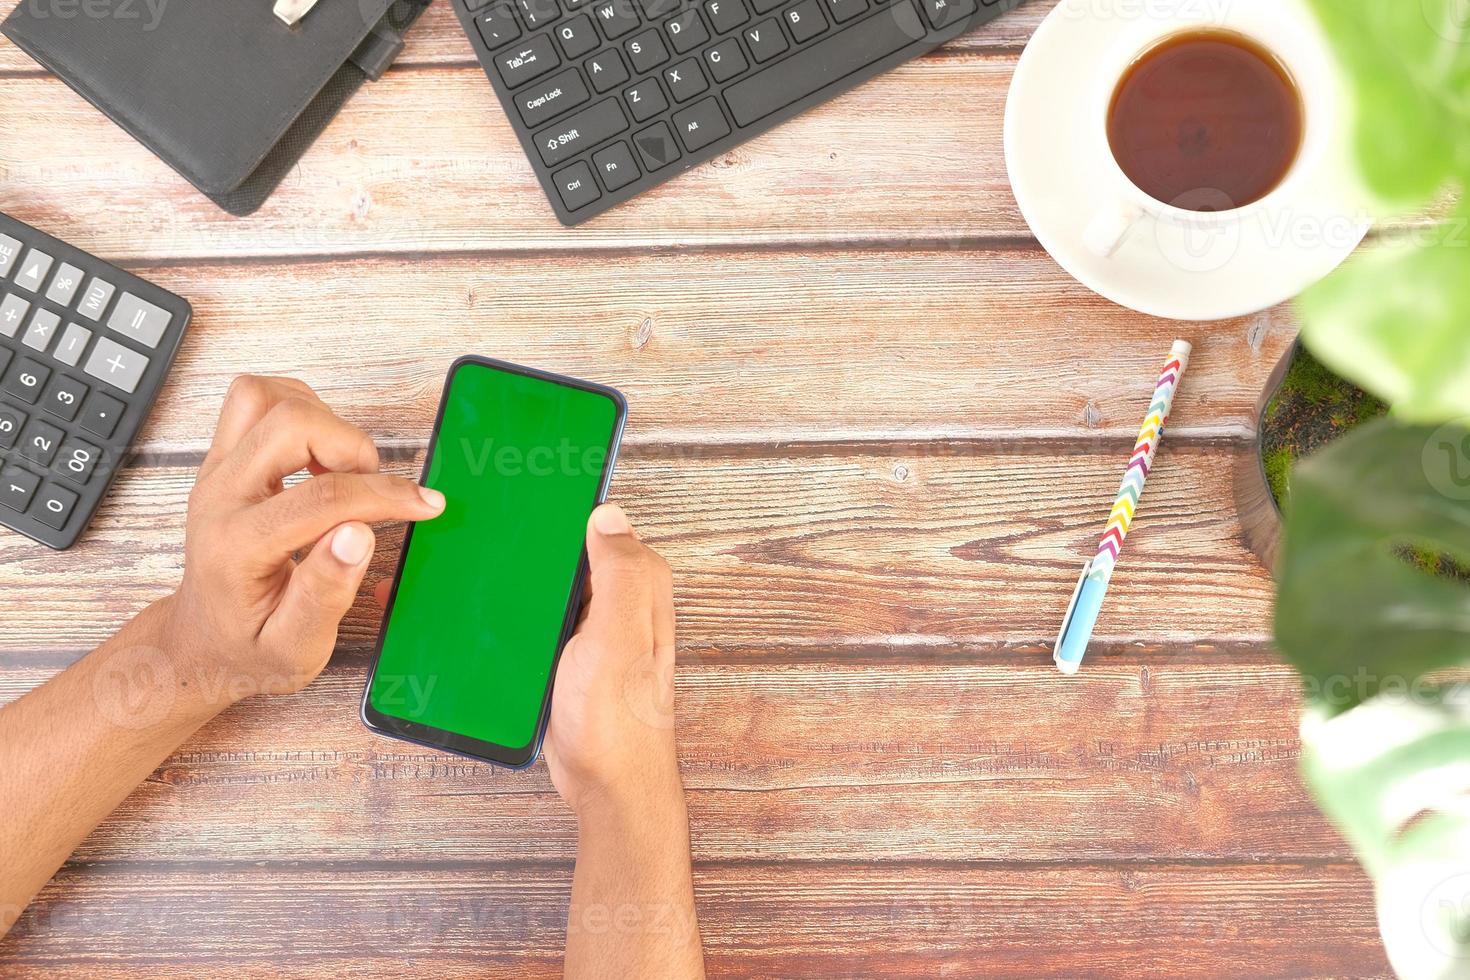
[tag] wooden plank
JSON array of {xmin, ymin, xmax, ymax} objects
[
  {"xmin": 0, "ymin": 862, "xmax": 1388, "ymax": 977},
  {"xmin": 126, "ymin": 249, "xmax": 1294, "ymax": 451},
  {"xmin": 0, "ymin": 58, "xmax": 1031, "ymax": 254},
  {"xmin": 0, "ymin": 446, "xmax": 1275, "ymax": 654},
  {"xmin": 0, "ymin": 655, "xmax": 1343, "ymax": 863},
  {"xmin": 0, "ymin": 0, "xmax": 1060, "ymax": 73}
]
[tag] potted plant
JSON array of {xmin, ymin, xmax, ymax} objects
[{"xmin": 1271, "ymin": 1, "xmax": 1470, "ymax": 975}]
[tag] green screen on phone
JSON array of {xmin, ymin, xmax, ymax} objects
[{"xmin": 367, "ymin": 361, "xmax": 621, "ymax": 752}]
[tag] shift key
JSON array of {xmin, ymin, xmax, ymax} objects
[{"xmin": 534, "ymin": 99, "xmax": 628, "ymax": 166}]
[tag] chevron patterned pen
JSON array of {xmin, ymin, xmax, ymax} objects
[{"xmin": 1054, "ymin": 340, "xmax": 1192, "ymax": 675}]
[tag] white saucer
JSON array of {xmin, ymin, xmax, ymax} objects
[{"xmin": 1003, "ymin": 0, "xmax": 1372, "ymax": 321}]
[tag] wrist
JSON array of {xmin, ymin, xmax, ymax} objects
[
  {"xmin": 144, "ymin": 593, "xmax": 243, "ymax": 713},
  {"xmin": 572, "ymin": 768, "xmax": 689, "ymax": 835}
]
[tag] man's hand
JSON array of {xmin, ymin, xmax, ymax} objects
[
  {"xmin": 543, "ymin": 503, "xmax": 681, "ymax": 818},
  {"xmin": 162, "ymin": 375, "xmax": 445, "ymax": 704}
]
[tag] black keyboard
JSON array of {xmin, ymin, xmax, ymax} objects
[
  {"xmin": 456, "ymin": 0, "xmax": 1026, "ymax": 223},
  {"xmin": 0, "ymin": 213, "xmax": 192, "ymax": 550}
]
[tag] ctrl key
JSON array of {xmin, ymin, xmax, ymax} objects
[{"xmin": 553, "ymin": 161, "xmax": 602, "ymax": 211}]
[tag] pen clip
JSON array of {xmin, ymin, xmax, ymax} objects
[{"xmin": 1053, "ymin": 559, "xmax": 1093, "ymax": 667}]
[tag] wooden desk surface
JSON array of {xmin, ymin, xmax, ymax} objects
[{"xmin": 0, "ymin": 1, "xmax": 1390, "ymax": 975}]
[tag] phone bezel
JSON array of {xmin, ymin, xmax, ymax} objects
[{"xmin": 359, "ymin": 355, "xmax": 628, "ymax": 769}]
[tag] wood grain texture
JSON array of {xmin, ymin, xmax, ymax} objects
[
  {"xmin": 3, "ymin": 862, "xmax": 1390, "ymax": 978},
  {"xmin": 0, "ymin": 654, "xmax": 1341, "ymax": 863},
  {"xmin": 0, "ymin": 445, "xmax": 1274, "ymax": 653},
  {"xmin": 118, "ymin": 250, "xmax": 1297, "ymax": 451}
]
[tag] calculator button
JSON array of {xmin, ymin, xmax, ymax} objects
[
  {"xmin": 54, "ymin": 323, "xmax": 92, "ymax": 367},
  {"xmin": 476, "ymin": 2, "xmax": 521, "ymax": 47},
  {"xmin": 593, "ymin": 140, "xmax": 640, "ymax": 191},
  {"xmin": 0, "ymin": 293, "xmax": 29, "ymax": 338},
  {"xmin": 2, "ymin": 357, "xmax": 50, "ymax": 403},
  {"xmin": 0, "ymin": 234, "xmax": 21, "ymax": 278},
  {"xmin": 54, "ymin": 437, "xmax": 101, "ymax": 485},
  {"xmin": 21, "ymin": 309, "xmax": 60, "ymax": 353},
  {"xmin": 42, "ymin": 374, "xmax": 88, "ymax": 422},
  {"xmin": 0, "ymin": 405, "xmax": 24, "ymax": 449},
  {"xmin": 553, "ymin": 161, "xmax": 602, "ymax": 211},
  {"xmin": 0, "ymin": 348, "xmax": 9, "ymax": 376},
  {"xmin": 13, "ymin": 249, "xmax": 53, "ymax": 293},
  {"xmin": 45, "ymin": 262, "xmax": 86, "ymax": 307},
  {"xmin": 31, "ymin": 481, "xmax": 78, "ymax": 530},
  {"xmin": 77, "ymin": 277, "xmax": 116, "ymax": 322},
  {"xmin": 107, "ymin": 292, "xmax": 173, "ymax": 348},
  {"xmin": 18, "ymin": 417, "xmax": 63, "ymax": 467},
  {"xmin": 0, "ymin": 467, "xmax": 38, "ymax": 512},
  {"xmin": 80, "ymin": 390, "xmax": 125, "ymax": 440},
  {"xmin": 84, "ymin": 336, "xmax": 150, "ymax": 394}
]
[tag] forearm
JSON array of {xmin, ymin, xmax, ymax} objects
[
  {"xmin": 565, "ymin": 785, "xmax": 705, "ymax": 980},
  {"xmin": 0, "ymin": 597, "xmax": 226, "ymax": 937}
]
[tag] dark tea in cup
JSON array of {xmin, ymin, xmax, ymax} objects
[{"xmin": 1106, "ymin": 29, "xmax": 1304, "ymax": 213}]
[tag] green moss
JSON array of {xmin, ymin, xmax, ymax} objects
[{"xmin": 1261, "ymin": 347, "xmax": 1389, "ymax": 508}]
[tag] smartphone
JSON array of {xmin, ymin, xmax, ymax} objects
[{"xmin": 360, "ymin": 356, "xmax": 627, "ymax": 768}]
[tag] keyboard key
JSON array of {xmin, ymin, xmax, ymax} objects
[
  {"xmin": 476, "ymin": 2, "xmax": 521, "ymax": 46},
  {"xmin": 80, "ymin": 390, "xmax": 125, "ymax": 440},
  {"xmin": 633, "ymin": 121, "xmax": 681, "ymax": 169},
  {"xmin": 555, "ymin": 14, "xmax": 601, "ymax": 57},
  {"xmin": 920, "ymin": 0, "xmax": 974, "ymax": 28},
  {"xmin": 31, "ymin": 481, "xmax": 78, "ymax": 530},
  {"xmin": 743, "ymin": 18, "xmax": 788, "ymax": 61},
  {"xmin": 636, "ymin": 0, "xmax": 680, "ymax": 18},
  {"xmin": 534, "ymin": 98, "xmax": 629, "ymax": 165},
  {"xmin": 0, "ymin": 405, "xmax": 23, "ymax": 449},
  {"xmin": 2, "ymin": 357, "xmax": 49, "ymax": 403},
  {"xmin": 0, "ymin": 234, "xmax": 20, "ymax": 278},
  {"xmin": 750, "ymin": 0, "xmax": 782, "ymax": 13},
  {"xmin": 704, "ymin": 37, "xmax": 748, "ymax": 81},
  {"xmin": 664, "ymin": 57, "xmax": 707, "ymax": 101},
  {"xmin": 553, "ymin": 161, "xmax": 603, "ymax": 211},
  {"xmin": 0, "ymin": 347, "xmax": 9, "ymax": 376},
  {"xmin": 54, "ymin": 437, "xmax": 101, "ymax": 485},
  {"xmin": 705, "ymin": 0, "xmax": 749, "ymax": 33},
  {"xmin": 54, "ymin": 323, "xmax": 92, "ymax": 367},
  {"xmin": 42, "ymin": 374, "xmax": 88, "ymax": 422},
  {"xmin": 45, "ymin": 262, "xmax": 86, "ymax": 307},
  {"xmin": 624, "ymin": 79, "xmax": 668, "ymax": 121},
  {"xmin": 593, "ymin": 140, "xmax": 641, "ymax": 190},
  {"xmin": 497, "ymin": 35, "xmax": 561, "ymax": 87},
  {"xmin": 592, "ymin": 0, "xmax": 641, "ymax": 40},
  {"xmin": 825, "ymin": 0, "xmax": 868, "ymax": 20},
  {"xmin": 783, "ymin": 0, "xmax": 826, "ymax": 42},
  {"xmin": 19, "ymin": 417, "xmax": 63, "ymax": 466},
  {"xmin": 0, "ymin": 467, "xmax": 38, "ymax": 512},
  {"xmin": 77, "ymin": 277, "xmax": 116, "ymax": 321},
  {"xmin": 0, "ymin": 293, "xmax": 29, "ymax": 338},
  {"xmin": 517, "ymin": 68, "xmax": 591, "ymax": 126},
  {"xmin": 22, "ymin": 309, "xmax": 60, "ymax": 353},
  {"xmin": 585, "ymin": 50, "xmax": 629, "ymax": 92},
  {"xmin": 516, "ymin": 0, "xmax": 561, "ymax": 27},
  {"xmin": 626, "ymin": 29, "xmax": 669, "ymax": 73},
  {"xmin": 673, "ymin": 97, "xmax": 731, "ymax": 151},
  {"xmin": 665, "ymin": 10, "xmax": 708, "ymax": 53},
  {"xmin": 726, "ymin": 0, "xmax": 923, "ymax": 126},
  {"xmin": 84, "ymin": 336, "xmax": 150, "ymax": 394},
  {"xmin": 13, "ymin": 248, "xmax": 53, "ymax": 292}
]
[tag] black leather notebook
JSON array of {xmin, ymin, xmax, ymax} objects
[{"xmin": 2, "ymin": 0, "xmax": 428, "ymax": 215}]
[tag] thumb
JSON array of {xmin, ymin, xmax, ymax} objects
[
  {"xmin": 581, "ymin": 504, "xmax": 654, "ymax": 647},
  {"xmin": 261, "ymin": 522, "xmax": 376, "ymax": 684}
]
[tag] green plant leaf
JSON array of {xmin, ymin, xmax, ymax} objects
[
  {"xmin": 1298, "ymin": 218, "xmax": 1470, "ymax": 422},
  {"xmin": 1276, "ymin": 419, "xmax": 1470, "ymax": 711},
  {"xmin": 1307, "ymin": 0, "xmax": 1470, "ymax": 208}
]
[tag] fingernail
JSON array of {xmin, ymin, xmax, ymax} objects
[
  {"xmin": 419, "ymin": 486, "xmax": 446, "ymax": 511},
  {"xmin": 593, "ymin": 504, "xmax": 631, "ymax": 535},
  {"xmin": 331, "ymin": 523, "xmax": 374, "ymax": 566}
]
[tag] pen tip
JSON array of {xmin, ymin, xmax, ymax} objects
[{"xmin": 1054, "ymin": 657, "xmax": 1080, "ymax": 676}]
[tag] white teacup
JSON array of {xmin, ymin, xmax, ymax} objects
[{"xmin": 1081, "ymin": 5, "xmax": 1340, "ymax": 269}]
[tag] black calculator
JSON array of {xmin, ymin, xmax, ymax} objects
[{"xmin": 0, "ymin": 212, "xmax": 192, "ymax": 549}]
